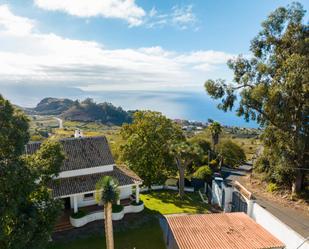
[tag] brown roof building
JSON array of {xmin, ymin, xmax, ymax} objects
[
  {"xmin": 165, "ymin": 212, "xmax": 285, "ymax": 249},
  {"xmin": 26, "ymin": 136, "xmax": 142, "ymax": 215}
]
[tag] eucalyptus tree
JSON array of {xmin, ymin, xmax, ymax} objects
[
  {"xmin": 204, "ymin": 3, "xmax": 308, "ymax": 194},
  {"xmin": 96, "ymin": 176, "xmax": 120, "ymax": 249}
]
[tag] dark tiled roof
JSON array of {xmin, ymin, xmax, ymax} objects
[
  {"xmin": 50, "ymin": 166, "xmax": 142, "ymax": 197},
  {"xmin": 26, "ymin": 136, "xmax": 115, "ymax": 171}
]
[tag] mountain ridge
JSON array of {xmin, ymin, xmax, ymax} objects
[{"xmin": 27, "ymin": 97, "xmax": 133, "ymax": 125}]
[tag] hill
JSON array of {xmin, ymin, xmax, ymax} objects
[
  {"xmin": 33, "ymin": 97, "xmax": 74, "ymax": 115},
  {"xmin": 29, "ymin": 97, "xmax": 133, "ymax": 125}
]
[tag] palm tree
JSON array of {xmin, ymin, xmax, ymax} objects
[
  {"xmin": 208, "ymin": 121, "xmax": 222, "ymax": 152},
  {"xmin": 96, "ymin": 176, "xmax": 120, "ymax": 249}
]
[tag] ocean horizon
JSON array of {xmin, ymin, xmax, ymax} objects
[{"xmin": 2, "ymin": 86, "xmax": 258, "ymax": 128}]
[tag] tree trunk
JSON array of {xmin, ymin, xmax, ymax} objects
[
  {"xmin": 178, "ymin": 166, "xmax": 185, "ymax": 198},
  {"xmin": 292, "ymin": 169, "xmax": 304, "ymax": 195},
  {"xmin": 104, "ymin": 204, "xmax": 109, "ymax": 248},
  {"xmin": 104, "ymin": 202, "xmax": 114, "ymax": 249}
]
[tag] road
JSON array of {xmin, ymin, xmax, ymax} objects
[
  {"xmin": 54, "ymin": 117, "xmax": 63, "ymax": 129},
  {"xmin": 222, "ymin": 164, "xmax": 309, "ymax": 238}
]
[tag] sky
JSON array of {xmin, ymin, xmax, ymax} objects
[{"xmin": 0, "ymin": 0, "xmax": 308, "ymax": 126}]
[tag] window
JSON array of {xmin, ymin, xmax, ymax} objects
[{"xmin": 84, "ymin": 193, "xmax": 94, "ymax": 200}]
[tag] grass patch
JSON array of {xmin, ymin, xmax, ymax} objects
[
  {"xmin": 140, "ymin": 190, "xmax": 210, "ymax": 215},
  {"xmin": 48, "ymin": 190, "xmax": 209, "ymax": 249},
  {"xmin": 48, "ymin": 214, "xmax": 165, "ymax": 249}
]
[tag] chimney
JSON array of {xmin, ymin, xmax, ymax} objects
[{"xmin": 74, "ymin": 129, "xmax": 83, "ymax": 138}]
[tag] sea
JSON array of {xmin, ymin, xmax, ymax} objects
[{"xmin": 1, "ymin": 85, "xmax": 258, "ymax": 128}]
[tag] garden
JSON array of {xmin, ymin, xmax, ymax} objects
[{"xmin": 48, "ymin": 190, "xmax": 210, "ymax": 249}]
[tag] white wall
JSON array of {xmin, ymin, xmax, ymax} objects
[
  {"xmin": 211, "ymin": 180, "xmax": 223, "ymax": 205},
  {"xmin": 69, "ymin": 185, "xmax": 133, "ymax": 209},
  {"xmin": 213, "ymin": 181, "xmax": 308, "ymax": 249},
  {"xmin": 119, "ymin": 185, "xmax": 132, "ymax": 199},
  {"xmin": 71, "ymin": 195, "xmax": 97, "ymax": 208},
  {"xmin": 251, "ymin": 203, "xmax": 309, "ymax": 249},
  {"xmin": 222, "ymin": 185, "xmax": 233, "ymax": 212}
]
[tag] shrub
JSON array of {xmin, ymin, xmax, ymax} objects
[
  {"xmin": 267, "ymin": 183, "xmax": 279, "ymax": 193},
  {"xmin": 112, "ymin": 204, "xmax": 124, "ymax": 213},
  {"xmin": 71, "ymin": 210, "xmax": 87, "ymax": 219},
  {"xmin": 130, "ymin": 200, "xmax": 144, "ymax": 206},
  {"xmin": 193, "ymin": 165, "xmax": 212, "ymax": 183},
  {"xmin": 209, "ymin": 159, "xmax": 218, "ymax": 167},
  {"xmin": 217, "ymin": 140, "xmax": 246, "ymax": 167}
]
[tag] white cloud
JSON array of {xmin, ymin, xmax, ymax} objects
[
  {"xmin": 0, "ymin": 5, "xmax": 35, "ymax": 35},
  {"xmin": 0, "ymin": 5, "xmax": 233, "ymax": 92},
  {"xmin": 34, "ymin": 0, "xmax": 146, "ymax": 26},
  {"xmin": 146, "ymin": 5, "xmax": 198, "ymax": 30},
  {"xmin": 34, "ymin": 1, "xmax": 198, "ymax": 30}
]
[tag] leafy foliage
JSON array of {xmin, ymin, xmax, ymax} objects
[
  {"xmin": 120, "ymin": 111, "xmax": 183, "ymax": 186},
  {"xmin": 217, "ymin": 140, "xmax": 246, "ymax": 167},
  {"xmin": 0, "ymin": 96, "xmax": 29, "ymax": 159},
  {"xmin": 193, "ymin": 165, "xmax": 213, "ymax": 183},
  {"xmin": 112, "ymin": 204, "xmax": 124, "ymax": 213},
  {"xmin": 204, "ymin": 3, "xmax": 308, "ymax": 193},
  {"xmin": 208, "ymin": 122, "xmax": 222, "ymax": 150},
  {"xmin": 171, "ymin": 141, "xmax": 203, "ymax": 197},
  {"xmin": 71, "ymin": 210, "xmax": 87, "ymax": 219},
  {"xmin": 61, "ymin": 98, "xmax": 132, "ymax": 125},
  {"xmin": 0, "ymin": 95, "xmax": 64, "ymax": 249},
  {"xmin": 95, "ymin": 176, "xmax": 120, "ymax": 205},
  {"xmin": 267, "ymin": 183, "xmax": 279, "ymax": 193}
]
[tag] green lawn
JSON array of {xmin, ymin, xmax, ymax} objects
[
  {"xmin": 48, "ymin": 190, "xmax": 209, "ymax": 249},
  {"xmin": 141, "ymin": 190, "xmax": 210, "ymax": 215},
  {"xmin": 48, "ymin": 218, "xmax": 164, "ymax": 249}
]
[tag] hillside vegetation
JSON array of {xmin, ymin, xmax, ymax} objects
[{"xmin": 28, "ymin": 97, "xmax": 133, "ymax": 125}]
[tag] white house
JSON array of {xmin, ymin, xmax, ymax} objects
[{"xmin": 25, "ymin": 135, "xmax": 143, "ymax": 221}]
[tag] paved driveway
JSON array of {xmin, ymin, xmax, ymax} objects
[{"xmin": 222, "ymin": 164, "xmax": 309, "ymax": 238}]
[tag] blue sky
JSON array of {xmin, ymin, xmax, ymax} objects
[{"xmin": 0, "ymin": 0, "xmax": 308, "ymax": 126}]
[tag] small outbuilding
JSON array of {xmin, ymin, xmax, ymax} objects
[{"xmin": 165, "ymin": 212, "xmax": 285, "ymax": 249}]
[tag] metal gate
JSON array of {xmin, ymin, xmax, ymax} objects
[{"xmin": 231, "ymin": 191, "xmax": 247, "ymax": 213}]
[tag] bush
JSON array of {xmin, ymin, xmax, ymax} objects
[
  {"xmin": 254, "ymin": 155, "xmax": 270, "ymax": 173},
  {"xmin": 130, "ymin": 200, "xmax": 143, "ymax": 206},
  {"xmin": 217, "ymin": 140, "xmax": 246, "ymax": 167},
  {"xmin": 267, "ymin": 183, "xmax": 279, "ymax": 193},
  {"xmin": 193, "ymin": 165, "xmax": 212, "ymax": 183},
  {"xmin": 71, "ymin": 210, "xmax": 87, "ymax": 219},
  {"xmin": 112, "ymin": 204, "xmax": 124, "ymax": 213},
  {"xmin": 209, "ymin": 159, "xmax": 218, "ymax": 168}
]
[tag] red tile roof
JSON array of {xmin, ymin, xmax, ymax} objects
[{"xmin": 166, "ymin": 212, "xmax": 285, "ymax": 249}]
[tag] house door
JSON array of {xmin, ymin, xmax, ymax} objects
[
  {"xmin": 64, "ymin": 197, "xmax": 71, "ymax": 210},
  {"xmin": 231, "ymin": 191, "xmax": 247, "ymax": 213}
]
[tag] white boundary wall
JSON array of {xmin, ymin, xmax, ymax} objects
[
  {"xmin": 251, "ymin": 203, "xmax": 309, "ymax": 249},
  {"xmin": 70, "ymin": 203, "xmax": 144, "ymax": 227},
  {"xmin": 140, "ymin": 185, "xmax": 194, "ymax": 193}
]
